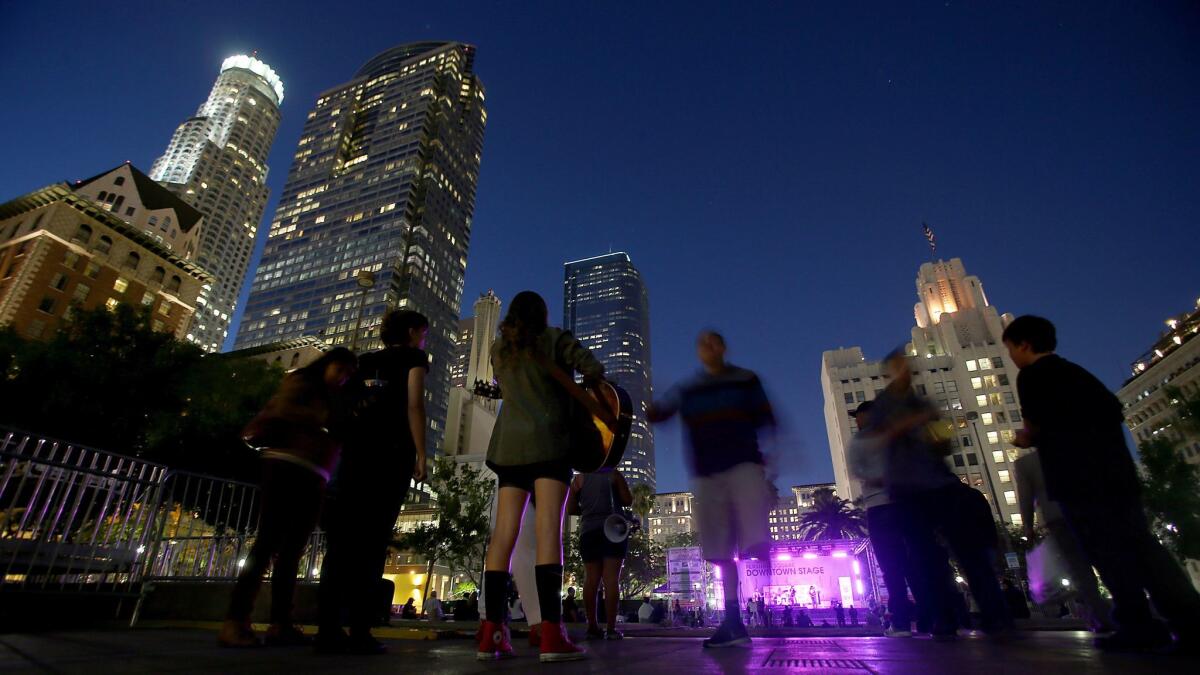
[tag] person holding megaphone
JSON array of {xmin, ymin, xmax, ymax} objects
[{"xmin": 568, "ymin": 468, "xmax": 635, "ymax": 640}]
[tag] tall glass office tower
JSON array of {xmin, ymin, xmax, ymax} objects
[
  {"xmin": 150, "ymin": 55, "xmax": 284, "ymax": 353},
  {"xmin": 234, "ymin": 42, "xmax": 487, "ymax": 457},
  {"xmin": 564, "ymin": 253, "xmax": 655, "ymax": 490}
]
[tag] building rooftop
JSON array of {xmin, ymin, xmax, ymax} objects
[
  {"xmin": 0, "ymin": 183, "xmax": 210, "ymax": 283},
  {"xmin": 75, "ymin": 162, "xmax": 205, "ymax": 233},
  {"xmin": 1125, "ymin": 297, "xmax": 1200, "ymax": 384}
]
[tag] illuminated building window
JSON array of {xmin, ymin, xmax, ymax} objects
[
  {"xmin": 998, "ymin": 470, "xmax": 1010, "ymax": 483},
  {"xmin": 113, "ymin": 278, "xmax": 129, "ymax": 293},
  {"xmin": 992, "ymin": 450, "xmax": 1005, "ymax": 464},
  {"xmin": 965, "ymin": 360, "xmax": 978, "ymax": 371},
  {"xmin": 1004, "ymin": 491, "xmax": 1017, "ymax": 506}
]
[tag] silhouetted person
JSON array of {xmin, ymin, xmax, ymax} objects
[
  {"xmin": 220, "ymin": 348, "xmax": 358, "ymax": 648},
  {"xmin": 797, "ymin": 607, "xmax": 814, "ymax": 627},
  {"xmin": 848, "ymin": 399, "xmax": 919, "ymax": 637},
  {"xmin": 1006, "ymin": 315, "xmax": 1200, "ymax": 652},
  {"xmin": 401, "ymin": 598, "xmax": 418, "ymax": 620},
  {"xmin": 849, "ymin": 605, "xmax": 859, "ymax": 626},
  {"xmin": 649, "ymin": 330, "xmax": 778, "ymax": 649},
  {"xmin": 317, "ymin": 310, "xmax": 430, "ymax": 655},
  {"xmin": 1015, "ymin": 451, "xmax": 1112, "ymax": 631},
  {"xmin": 875, "ymin": 349, "xmax": 1010, "ymax": 639},
  {"xmin": 571, "ymin": 469, "xmax": 633, "ymax": 640},
  {"xmin": 783, "ymin": 605, "xmax": 794, "ymax": 627},
  {"xmin": 835, "ymin": 601, "xmax": 845, "ymax": 627},
  {"xmin": 757, "ymin": 596, "xmax": 768, "ymax": 627}
]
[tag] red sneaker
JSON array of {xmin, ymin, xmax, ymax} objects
[
  {"xmin": 528, "ymin": 623, "xmax": 541, "ymax": 648},
  {"xmin": 539, "ymin": 621, "xmax": 587, "ymax": 663},
  {"xmin": 476, "ymin": 620, "xmax": 515, "ymax": 661}
]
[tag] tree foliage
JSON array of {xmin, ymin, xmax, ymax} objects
[
  {"xmin": 0, "ymin": 305, "xmax": 281, "ymax": 480},
  {"xmin": 395, "ymin": 457, "xmax": 493, "ymax": 595},
  {"xmin": 621, "ymin": 531, "xmax": 666, "ymax": 599},
  {"xmin": 1137, "ymin": 386, "xmax": 1200, "ymax": 561},
  {"xmin": 798, "ymin": 488, "xmax": 866, "ymax": 541}
]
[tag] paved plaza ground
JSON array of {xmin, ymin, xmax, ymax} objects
[{"xmin": 0, "ymin": 625, "xmax": 1196, "ymax": 674}]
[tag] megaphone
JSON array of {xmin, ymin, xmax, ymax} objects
[{"xmin": 604, "ymin": 514, "xmax": 632, "ymax": 543}]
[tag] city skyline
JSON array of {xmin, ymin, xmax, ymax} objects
[
  {"xmin": 2, "ymin": 2, "xmax": 1198, "ymax": 492},
  {"xmin": 232, "ymin": 41, "xmax": 487, "ymax": 459}
]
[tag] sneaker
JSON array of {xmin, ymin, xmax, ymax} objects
[
  {"xmin": 605, "ymin": 629, "xmax": 624, "ymax": 640},
  {"xmin": 477, "ymin": 620, "xmax": 515, "ymax": 661},
  {"xmin": 313, "ymin": 630, "xmax": 349, "ymax": 655},
  {"xmin": 585, "ymin": 625, "xmax": 605, "ymax": 641},
  {"xmin": 528, "ymin": 623, "xmax": 541, "ymax": 648},
  {"xmin": 1095, "ymin": 628, "xmax": 1173, "ymax": 653},
  {"xmin": 884, "ymin": 629, "xmax": 912, "ymax": 638},
  {"xmin": 540, "ymin": 621, "xmax": 587, "ymax": 662},
  {"xmin": 346, "ymin": 633, "xmax": 388, "ymax": 655},
  {"xmin": 217, "ymin": 619, "xmax": 260, "ymax": 648},
  {"xmin": 264, "ymin": 624, "xmax": 310, "ymax": 647},
  {"xmin": 703, "ymin": 623, "xmax": 751, "ymax": 649}
]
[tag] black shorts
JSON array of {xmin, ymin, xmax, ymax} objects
[
  {"xmin": 580, "ymin": 526, "xmax": 629, "ymax": 563},
  {"xmin": 490, "ymin": 459, "xmax": 572, "ymax": 493}
]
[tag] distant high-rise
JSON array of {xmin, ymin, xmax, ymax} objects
[
  {"xmin": 449, "ymin": 317, "xmax": 473, "ymax": 389},
  {"xmin": 234, "ymin": 42, "xmax": 487, "ymax": 458},
  {"xmin": 821, "ymin": 258, "xmax": 1028, "ymax": 526},
  {"xmin": 444, "ymin": 292, "xmax": 502, "ymax": 458},
  {"xmin": 564, "ymin": 253, "xmax": 655, "ymax": 490},
  {"xmin": 150, "ymin": 55, "xmax": 284, "ymax": 353}
]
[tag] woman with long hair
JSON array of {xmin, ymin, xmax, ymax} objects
[
  {"xmin": 219, "ymin": 347, "xmax": 358, "ymax": 648},
  {"xmin": 477, "ymin": 291, "xmax": 604, "ymax": 663}
]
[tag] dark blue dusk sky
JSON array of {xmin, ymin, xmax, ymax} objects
[{"xmin": 2, "ymin": 1, "xmax": 1198, "ymax": 492}]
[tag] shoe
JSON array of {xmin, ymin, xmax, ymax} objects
[
  {"xmin": 540, "ymin": 621, "xmax": 587, "ymax": 662},
  {"xmin": 477, "ymin": 620, "xmax": 515, "ymax": 661},
  {"xmin": 1095, "ymin": 628, "xmax": 1173, "ymax": 653},
  {"xmin": 585, "ymin": 625, "xmax": 605, "ymax": 641},
  {"xmin": 884, "ymin": 629, "xmax": 912, "ymax": 638},
  {"xmin": 703, "ymin": 622, "xmax": 751, "ymax": 649},
  {"xmin": 313, "ymin": 630, "xmax": 349, "ymax": 655},
  {"xmin": 217, "ymin": 619, "xmax": 260, "ymax": 648},
  {"xmin": 528, "ymin": 623, "xmax": 541, "ymax": 648},
  {"xmin": 264, "ymin": 624, "xmax": 310, "ymax": 647},
  {"xmin": 346, "ymin": 633, "xmax": 388, "ymax": 655},
  {"xmin": 605, "ymin": 629, "xmax": 624, "ymax": 640}
]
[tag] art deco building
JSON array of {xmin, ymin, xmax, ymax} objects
[
  {"xmin": 444, "ymin": 291, "xmax": 501, "ymax": 457},
  {"xmin": 149, "ymin": 55, "xmax": 284, "ymax": 353},
  {"xmin": 0, "ymin": 179, "xmax": 209, "ymax": 340},
  {"xmin": 648, "ymin": 492, "xmax": 696, "ymax": 546},
  {"xmin": 822, "ymin": 259, "xmax": 1027, "ymax": 526},
  {"xmin": 234, "ymin": 43, "xmax": 487, "ymax": 458},
  {"xmin": 564, "ymin": 253, "xmax": 655, "ymax": 490}
]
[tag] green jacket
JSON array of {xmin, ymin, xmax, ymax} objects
[{"xmin": 486, "ymin": 327, "xmax": 604, "ymax": 467}]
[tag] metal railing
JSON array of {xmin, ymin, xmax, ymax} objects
[
  {"xmin": 1, "ymin": 427, "xmax": 328, "ymax": 618},
  {"xmin": 0, "ymin": 428, "xmax": 166, "ymax": 595}
]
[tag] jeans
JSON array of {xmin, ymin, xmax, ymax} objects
[
  {"xmin": 318, "ymin": 473, "xmax": 410, "ymax": 635},
  {"xmin": 1062, "ymin": 499, "xmax": 1200, "ymax": 639},
  {"xmin": 228, "ymin": 460, "xmax": 326, "ymax": 624},
  {"xmin": 866, "ymin": 503, "xmax": 915, "ymax": 630}
]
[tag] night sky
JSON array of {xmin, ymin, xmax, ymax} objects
[{"xmin": 2, "ymin": 1, "xmax": 1198, "ymax": 492}]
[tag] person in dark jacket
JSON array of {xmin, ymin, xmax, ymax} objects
[
  {"xmin": 219, "ymin": 348, "xmax": 358, "ymax": 648},
  {"xmin": 1006, "ymin": 315, "xmax": 1200, "ymax": 652},
  {"xmin": 316, "ymin": 310, "xmax": 430, "ymax": 655}
]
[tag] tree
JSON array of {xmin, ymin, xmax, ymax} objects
[
  {"xmin": 395, "ymin": 457, "xmax": 493, "ymax": 600},
  {"xmin": 0, "ymin": 304, "xmax": 280, "ymax": 482},
  {"xmin": 663, "ymin": 531, "xmax": 700, "ymax": 550},
  {"xmin": 1137, "ymin": 386, "xmax": 1200, "ymax": 561},
  {"xmin": 630, "ymin": 483, "xmax": 655, "ymax": 527},
  {"xmin": 621, "ymin": 532, "xmax": 666, "ymax": 599},
  {"xmin": 798, "ymin": 488, "xmax": 866, "ymax": 540}
]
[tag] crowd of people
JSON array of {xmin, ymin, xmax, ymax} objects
[{"xmin": 212, "ymin": 292, "xmax": 1200, "ymax": 662}]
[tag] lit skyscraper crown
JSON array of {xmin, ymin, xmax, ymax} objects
[{"xmin": 221, "ymin": 54, "xmax": 284, "ymax": 104}]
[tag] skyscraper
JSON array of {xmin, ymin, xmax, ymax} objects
[
  {"xmin": 564, "ymin": 253, "xmax": 655, "ymax": 489},
  {"xmin": 150, "ymin": 55, "xmax": 284, "ymax": 353},
  {"xmin": 234, "ymin": 42, "xmax": 487, "ymax": 458},
  {"xmin": 821, "ymin": 258, "xmax": 1027, "ymax": 526}
]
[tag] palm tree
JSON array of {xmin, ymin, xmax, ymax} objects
[
  {"xmin": 798, "ymin": 488, "xmax": 866, "ymax": 541},
  {"xmin": 630, "ymin": 483, "xmax": 656, "ymax": 535}
]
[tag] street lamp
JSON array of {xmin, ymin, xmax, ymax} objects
[
  {"xmin": 965, "ymin": 411, "xmax": 1005, "ymax": 523},
  {"xmin": 349, "ymin": 270, "xmax": 376, "ymax": 352}
]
